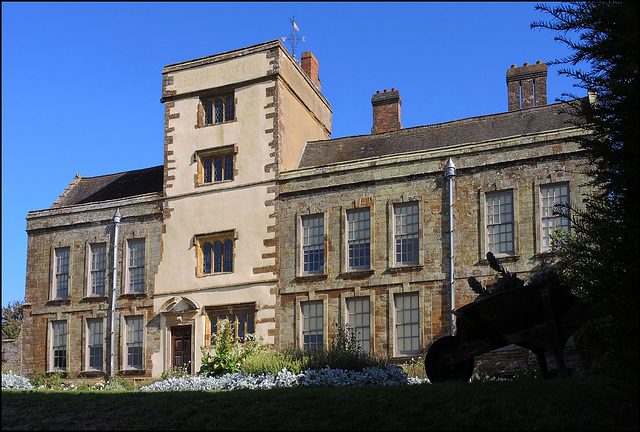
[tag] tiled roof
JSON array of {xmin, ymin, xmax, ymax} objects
[
  {"xmin": 298, "ymin": 102, "xmax": 578, "ymax": 168},
  {"xmin": 51, "ymin": 165, "xmax": 163, "ymax": 208}
]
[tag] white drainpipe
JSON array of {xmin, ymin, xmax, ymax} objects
[
  {"xmin": 110, "ymin": 208, "xmax": 121, "ymax": 377},
  {"xmin": 444, "ymin": 158, "xmax": 457, "ymax": 336}
]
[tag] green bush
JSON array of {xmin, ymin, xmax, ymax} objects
[
  {"xmin": 199, "ymin": 319, "xmax": 260, "ymax": 377},
  {"xmin": 242, "ymin": 324, "xmax": 388, "ymax": 376}
]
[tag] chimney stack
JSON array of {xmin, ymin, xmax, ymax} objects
[
  {"xmin": 301, "ymin": 51, "xmax": 321, "ymax": 90},
  {"xmin": 506, "ymin": 61, "xmax": 547, "ymax": 111},
  {"xmin": 371, "ymin": 88, "xmax": 402, "ymax": 134}
]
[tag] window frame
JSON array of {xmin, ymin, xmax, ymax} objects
[
  {"xmin": 393, "ymin": 292, "xmax": 420, "ymax": 357},
  {"xmin": 195, "ymin": 230, "xmax": 236, "ymax": 277},
  {"xmin": 49, "ymin": 319, "xmax": 68, "ymax": 372},
  {"xmin": 85, "ymin": 317, "xmax": 105, "ymax": 372},
  {"xmin": 539, "ymin": 182, "xmax": 571, "ymax": 252},
  {"xmin": 345, "ymin": 296, "xmax": 371, "ymax": 353},
  {"xmin": 87, "ymin": 243, "xmax": 107, "ymax": 297},
  {"xmin": 299, "ymin": 213, "xmax": 326, "ymax": 276},
  {"xmin": 124, "ymin": 238, "xmax": 146, "ymax": 294},
  {"xmin": 345, "ymin": 207, "xmax": 372, "ymax": 272},
  {"xmin": 51, "ymin": 246, "xmax": 71, "ymax": 300},
  {"xmin": 199, "ymin": 93, "xmax": 236, "ymax": 127},
  {"xmin": 485, "ymin": 190, "xmax": 515, "ymax": 257},
  {"xmin": 194, "ymin": 145, "xmax": 237, "ymax": 187},
  {"xmin": 300, "ymin": 300, "xmax": 324, "ymax": 351},
  {"xmin": 123, "ymin": 315, "xmax": 144, "ymax": 370},
  {"xmin": 204, "ymin": 302, "xmax": 256, "ymax": 345},
  {"xmin": 391, "ymin": 201, "xmax": 421, "ymax": 267}
]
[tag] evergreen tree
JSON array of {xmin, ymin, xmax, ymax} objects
[{"xmin": 532, "ymin": 1, "xmax": 638, "ymax": 380}]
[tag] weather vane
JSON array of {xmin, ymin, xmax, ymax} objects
[{"xmin": 281, "ymin": 16, "xmax": 305, "ymax": 59}]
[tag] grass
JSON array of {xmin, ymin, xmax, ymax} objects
[{"xmin": 2, "ymin": 375, "xmax": 637, "ymax": 430}]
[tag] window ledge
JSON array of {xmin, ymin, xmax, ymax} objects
[
  {"xmin": 339, "ymin": 269, "xmax": 375, "ymax": 279},
  {"xmin": 196, "ymin": 119, "xmax": 238, "ymax": 129},
  {"xmin": 45, "ymin": 299, "xmax": 71, "ymax": 306},
  {"xmin": 479, "ymin": 254, "xmax": 520, "ymax": 265},
  {"xmin": 118, "ymin": 293, "xmax": 147, "ymax": 300},
  {"xmin": 295, "ymin": 274, "xmax": 328, "ymax": 283},
  {"xmin": 388, "ymin": 265, "xmax": 424, "ymax": 274},
  {"xmin": 80, "ymin": 296, "xmax": 108, "ymax": 303}
]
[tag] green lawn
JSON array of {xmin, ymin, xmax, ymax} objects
[{"xmin": 2, "ymin": 376, "xmax": 637, "ymax": 430}]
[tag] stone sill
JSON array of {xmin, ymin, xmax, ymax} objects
[
  {"xmin": 80, "ymin": 296, "xmax": 108, "ymax": 303},
  {"xmin": 339, "ymin": 269, "xmax": 375, "ymax": 279},
  {"xmin": 118, "ymin": 293, "xmax": 148, "ymax": 300},
  {"xmin": 118, "ymin": 369, "xmax": 147, "ymax": 376},
  {"xmin": 387, "ymin": 264, "xmax": 425, "ymax": 274},
  {"xmin": 45, "ymin": 299, "xmax": 71, "ymax": 307},
  {"xmin": 294, "ymin": 274, "xmax": 328, "ymax": 283}
]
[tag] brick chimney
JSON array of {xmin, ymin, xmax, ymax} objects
[
  {"xmin": 507, "ymin": 61, "xmax": 547, "ymax": 111},
  {"xmin": 301, "ymin": 51, "xmax": 321, "ymax": 90},
  {"xmin": 371, "ymin": 88, "xmax": 402, "ymax": 134}
]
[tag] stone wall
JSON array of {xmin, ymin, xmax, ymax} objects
[{"xmin": 2, "ymin": 334, "xmax": 22, "ymax": 374}]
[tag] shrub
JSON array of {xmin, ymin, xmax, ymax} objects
[
  {"xmin": 241, "ymin": 347, "xmax": 304, "ymax": 376},
  {"xmin": 199, "ymin": 319, "xmax": 260, "ymax": 377}
]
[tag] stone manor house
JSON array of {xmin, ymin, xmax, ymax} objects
[{"xmin": 19, "ymin": 39, "xmax": 592, "ymax": 378}]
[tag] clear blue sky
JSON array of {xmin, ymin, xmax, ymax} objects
[{"xmin": 2, "ymin": 2, "xmax": 582, "ymax": 307}]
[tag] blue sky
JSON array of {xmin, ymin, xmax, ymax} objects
[{"xmin": 1, "ymin": 2, "xmax": 582, "ymax": 307}]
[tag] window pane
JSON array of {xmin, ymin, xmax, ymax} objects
[
  {"xmin": 205, "ymin": 102, "xmax": 213, "ymax": 125},
  {"xmin": 225, "ymin": 97, "xmax": 234, "ymax": 121},
  {"xmin": 224, "ymin": 155, "xmax": 234, "ymax": 180},
  {"xmin": 223, "ymin": 239, "xmax": 233, "ymax": 272},
  {"xmin": 214, "ymin": 100, "xmax": 223, "ymax": 123},
  {"xmin": 203, "ymin": 158, "xmax": 213, "ymax": 183},
  {"xmin": 203, "ymin": 242, "xmax": 212, "ymax": 274},
  {"xmin": 213, "ymin": 241, "xmax": 223, "ymax": 273}
]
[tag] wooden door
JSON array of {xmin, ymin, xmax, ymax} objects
[{"xmin": 171, "ymin": 325, "xmax": 192, "ymax": 373}]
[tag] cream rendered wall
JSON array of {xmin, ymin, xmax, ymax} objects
[{"xmin": 154, "ymin": 46, "xmax": 280, "ymax": 374}]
